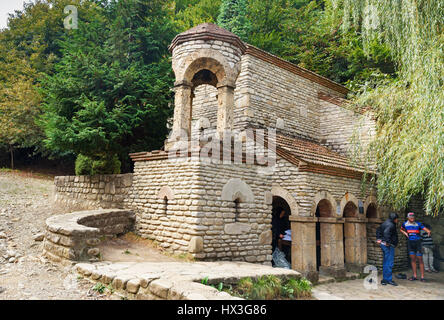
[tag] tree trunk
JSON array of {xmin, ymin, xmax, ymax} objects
[{"xmin": 9, "ymin": 145, "xmax": 14, "ymax": 170}]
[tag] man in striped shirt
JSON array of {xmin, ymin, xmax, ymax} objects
[
  {"xmin": 421, "ymin": 223, "xmax": 438, "ymax": 273},
  {"xmin": 400, "ymin": 212, "xmax": 432, "ymax": 282}
]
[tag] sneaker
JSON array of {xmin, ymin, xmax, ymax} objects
[
  {"xmin": 431, "ymin": 269, "xmax": 439, "ymax": 273},
  {"xmin": 381, "ymin": 279, "xmax": 388, "ymax": 285},
  {"xmin": 425, "ymin": 269, "xmax": 431, "ymax": 273},
  {"xmin": 387, "ymin": 281, "xmax": 398, "ymax": 286}
]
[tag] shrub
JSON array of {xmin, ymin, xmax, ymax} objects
[
  {"xmin": 75, "ymin": 154, "xmax": 93, "ymax": 176},
  {"xmin": 91, "ymin": 154, "xmax": 121, "ymax": 175},
  {"xmin": 250, "ymin": 276, "xmax": 281, "ymax": 300},
  {"xmin": 75, "ymin": 153, "xmax": 121, "ymax": 176},
  {"xmin": 282, "ymin": 278, "xmax": 312, "ymax": 299}
]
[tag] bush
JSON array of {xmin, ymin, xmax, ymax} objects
[
  {"xmin": 91, "ymin": 154, "xmax": 121, "ymax": 175},
  {"xmin": 282, "ymin": 278, "xmax": 312, "ymax": 299},
  {"xmin": 219, "ymin": 276, "xmax": 312, "ymax": 300},
  {"xmin": 75, "ymin": 154, "xmax": 121, "ymax": 176},
  {"xmin": 75, "ymin": 154, "xmax": 93, "ymax": 176}
]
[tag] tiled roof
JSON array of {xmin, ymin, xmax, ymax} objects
[
  {"xmin": 274, "ymin": 134, "xmax": 368, "ymax": 173},
  {"xmin": 169, "ymin": 23, "xmax": 247, "ymax": 53}
]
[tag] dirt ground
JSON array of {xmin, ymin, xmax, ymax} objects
[{"xmin": 0, "ymin": 170, "xmax": 184, "ymax": 300}]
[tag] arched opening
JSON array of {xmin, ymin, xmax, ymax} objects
[
  {"xmin": 271, "ymin": 196, "xmax": 291, "ymax": 265},
  {"xmin": 192, "ymin": 84, "xmax": 218, "ymax": 133},
  {"xmin": 366, "ymin": 203, "xmax": 377, "ymax": 219},
  {"xmin": 315, "ymin": 199, "xmax": 334, "ymax": 271},
  {"xmin": 343, "ymin": 202, "xmax": 358, "ymax": 218}
]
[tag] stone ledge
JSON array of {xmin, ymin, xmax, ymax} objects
[
  {"xmin": 75, "ymin": 261, "xmax": 302, "ymax": 300},
  {"xmin": 43, "ymin": 209, "xmax": 135, "ymax": 265}
]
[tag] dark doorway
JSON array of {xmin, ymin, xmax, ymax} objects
[
  {"xmin": 271, "ymin": 196, "xmax": 291, "ymax": 265},
  {"xmin": 366, "ymin": 203, "xmax": 377, "ymax": 219}
]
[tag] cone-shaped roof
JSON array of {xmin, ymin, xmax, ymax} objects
[{"xmin": 169, "ymin": 23, "xmax": 246, "ymax": 53}]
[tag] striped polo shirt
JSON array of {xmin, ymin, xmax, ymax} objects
[
  {"xmin": 401, "ymin": 221, "xmax": 425, "ymax": 241},
  {"xmin": 421, "ymin": 229, "xmax": 434, "ymax": 247}
]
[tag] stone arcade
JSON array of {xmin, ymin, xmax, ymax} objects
[{"xmin": 52, "ymin": 24, "xmax": 409, "ymax": 282}]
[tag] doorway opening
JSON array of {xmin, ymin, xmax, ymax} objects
[{"xmin": 271, "ymin": 196, "xmax": 291, "ymax": 265}]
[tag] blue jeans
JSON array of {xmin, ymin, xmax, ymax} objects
[{"xmin": 380, "ymin": 244, "xmax": 395, "ymax": 281}]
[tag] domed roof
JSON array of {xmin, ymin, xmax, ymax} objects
[{"xmin": 169, "ymin": 23, "xmax": 246, "ymax": 53}]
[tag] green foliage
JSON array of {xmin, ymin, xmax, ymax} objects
[
  {"xmin": 75, "ymin": 154, "xmax": 93, "ymax": 176},
  {"xmin": 92, "ymin": 282, "xmax": 107, "ymax": 294},
  {"xmin": 75, "ymin": 153, "xmax": 121, "ymax": 175},
  {"xmin": 212, "ymin": 276, "xmax": 312, "ymax": 300},
  {"xmin": 217, "ymin": 0, "xmax": 251, "ymax": 41},
  {"xmin": 39, "ymin": 0, "xmax": 176, "ymax": 171},
  {"xmin": 281, "ymin": 277, "xmax": 312, "ymax": 299},
  {"xmin": 342, "ymin": 0, "xmax": 444, "ymax": 216},
  {"xmin": 174, "ymin": 0, "xmax": 222, "ymax": 31}
]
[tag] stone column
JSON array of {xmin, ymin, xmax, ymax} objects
[
  {"xmin": 344, "ymin": 217, "xmax": 368, "ymax": 272},
  {"xmin": 217, "ymin": 85, "xmax": 235, "ymax": 135},
  {"xmin": 290, "ymin": 216, "xmax": 318, "ymax": 283},
  {"xmin": 170, "ymin": 81, "xmax": 193, "ymax": 142},
  {"xmin": 318, "ymin": 217, "xmax": 346, "ymax": 279}
]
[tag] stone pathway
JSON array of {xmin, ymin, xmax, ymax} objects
[
  {"xmin": 313, "ymin": 271, "xmax": 444, "ymax": 300},
  {"xmin": 75, "ymin": 261, "xmax": 301, "ymax": 300}
]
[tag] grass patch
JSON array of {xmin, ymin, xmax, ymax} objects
[
  {"xmin": 92, "ymin": 282, "xmax": 114, "ymax": 295},
  {"xmin": 202, "ymin": 275, "xmax": 312, "ymax": 300}
]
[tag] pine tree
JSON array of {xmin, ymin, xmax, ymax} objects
[
  {"xmin": 40, "ymin": 0, "xmax": 176, "ymax": 173},
  {"xmin": 217, "ymin": 0, "xmax": 251, "ymax": 40}
]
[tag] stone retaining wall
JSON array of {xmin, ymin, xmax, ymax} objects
[
  {"xmin": 43, "ymin": 209, "xmax": 135, "ymax": 265},
  {"xmin": 54, "ymin": 174, "xmax": 133, "ymax": 211}
]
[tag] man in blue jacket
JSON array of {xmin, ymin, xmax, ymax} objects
[{"xmin": 376, "ymin": 213, "xmax": 399, "ymax": 286}]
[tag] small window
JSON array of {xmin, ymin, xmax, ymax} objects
[
  {"xmin": 234, "ymin": 198, "xmax": 240, "ymax": 222},
  {"xmin": 163, "ymin": 196, "xmax": 168, "ymax": 215}
]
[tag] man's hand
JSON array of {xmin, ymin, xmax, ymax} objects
[
  {"xmin": 376, "ymin": 240, "xmax": 382, "ymax": 245},
  {"xmin": 279, "ymin": 234, "xmax": 284, "ymax": 239}
]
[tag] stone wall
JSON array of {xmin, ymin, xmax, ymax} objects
[
  {"xmin": 43, "ymin": 209, "xmax": 135, "ymax": 265},
  {"xmin": 54, "ymin": 174, "xmax": 133, "ymax": 211},
  {"xmin": 238, "ymin": 54, "xmax": 343, "ymax": 141},
  {"xmin": 319, "ymin": 99, "xmax": 376, "ymax": 162},
  {"xmin": 125, "ymin": 158, "xmax": 273, "ymax": 264}
]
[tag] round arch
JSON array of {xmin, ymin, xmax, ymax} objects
[
  {"xmin": 271, "ymin": 185, "xmax": 299, "ymax": 216},
  {"xmin": 157, "ymin": 186, "xmax": 175, "ymax": 200},
  {"xmin": 221, "ymin": 178, "xmax": 255, "ymax": 203},
  {"xmin": 364, "ymin": 195, "xmax": 379, "ymax": 218},
  {"xmin": 339, "ymin": 192, "xmax": 359, "ymax": 218},
  {"xmin": 311, "ymin": 191, "xmax": 338, "ymax": 217}
]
